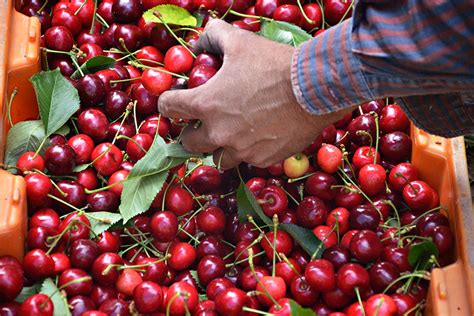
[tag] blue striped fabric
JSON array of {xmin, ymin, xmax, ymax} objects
[{"xmin": 291, "ymin": 0, "xmax": 474, "ymax": 137}]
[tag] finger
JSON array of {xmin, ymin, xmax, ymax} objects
[
  {"xmin": 158, "ymin": 89, "xmax": 201, "ymax": 120},
  {"xmin": 193, "ymin": 19, "xmax": 238, "ymax": 55},
  {"xmin": 181, "ymin": 124, "xmax": 219, "ymax": 153},
  {"xmin": 213, "ymin": 148, "xmax": 242, "ymax": 170}
]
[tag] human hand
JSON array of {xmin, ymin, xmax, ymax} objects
[{"xmin": 158, "ymin": 19, "xmax": 350, "ymax": 169}]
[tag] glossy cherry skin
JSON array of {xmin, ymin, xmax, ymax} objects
[
  {"xmin": 275, "ymin": 258, "xmax": 301, "ymax": 286},
  {"xmin": 188, "ymin": 65, "xmax": 217, "ymax": 88},
  {"xmin": 59, "ymin": 268, "xmax": 93, "ymax": 296},
  {"xmin": 27, "ymin": 226, "xmax": 56, "ymax": 251},
  {"xmin": 336, "ymin": 263, "xmax": 370, "ymax": 295},
  {"xmin": 189, "ymin": 165, "xmax": 222, "ymax": 194},
  {"xmin": 258, "ymin": 185, "xmax": 288, "ymax": 217},
  {"xmin": 305, "ymin": 172, "xmax": 337, "ymax": 201},
  {"xmin": 321, "ymin": 246, "xmax": 351, "ymax": 271},
  {"xmin": 77, "ymin": 74, "xmax": 106, "ymax": 107},
  {"xmin": 0, "ymin": 302, "xmax": 21, "ymax": 316},
  {"xmin": 194, "ymin": 53, "xmax": 222, "ymax": 69},
  {"xmin": 291, "ymin": 276, "xmax": 319, "ymax": 306},
  {"xmin": 135, "ymin": 45, "xmax": 164, "ymax": 66},
  {"xmin": 260, "ymin": 229, "xmax": 294, "ymax": 259},
  {"xmin": 116, "ymin": 268, "xmax": 143, "ymax": 297},
  {"xmin": 323, "ymin": 0, "xmax": 353, "ymax": 25},
  {"xmin": 273, "ymin": 4, "xmax": 302, "ymax": 25},
  {"xmin": 326, "ymin": 207, "xmax": 350, "ymax": 234},
  {"xmin": 91, "ymin": 252, "xmax": 123, "ymax": 286},
  {"xmin": 164, "ymin": 45, "xmax": 194, "ymax": 74},
  {"xmin": 0, "ymin": 264, "xmax": 23, "ymax": 302},
  {"xmin": 139, "ymin": 115, "xmax": 171, "ymax": 139},
  {"xmin": 51, "ymin": 253, "xmax": 71, "ymax": 275},
  {"xmin": 369, "ymin": 261, "xmax": 400, "ymax": 294},
  {"xmin": 255, "ymin": 0, "xmax": 279, "ymax": 17},
  {"xmin": 168, "ymin": 242, "xmax": 197, "ymax": 271},
  {"xmin": 105, "ymin": 90, "xmax": 130, "ymax": 120},
  {"xmin": 428, "ymin": 225, "xmax": 454, "ymax": 255},
  {"xmin": 17, "ymin": 151, "xmax": 45, "ymax": 172},
  {"xmin": 358, "ymin": 164, "xmax": 387, "ymax": 196},
  {"xmin": 78, "ymin": 109, "xmax": 109, "ymax": 142},
  {"xmin": 165, "ymin": 185, "xmax": 194, "ymax": 216},
  {"xmin": 133, "ymin": 281, "xmax": 163, "ymax": 314},
  {"xmin": 22, "ymin": 249, "xmax": 55, "ymax": 280},
  {"xmin": 165, "ymin": 282, "xmax": 199, "ymax": 315},
  {"xmin": 25, "ymin": 173, "xmax": 52, "ymax": 206},
  {"xmin": 131, "ymin": 83, "xmax": 159, "ymax": 115},
  {"xmin": 44, "ymin": 144, "xmax": 77, "ymax": 175},
  {"xmin": 150, "ymin": 25, "xmax": 177, "ymax": 51},
  {"xmin": 150, "ymin": 211, "xmax": 178, "ymax": 242},
  {"xmin": 112, "ymin": 0, "xmax": 142, "ymax": 22},
  {"xmin": 197, "ymin": 255, "xmax": 226, "ymax": 286},
  {"xmin": 87, "ymin": 191, "xmax": 119, "ymax": 212},
  {"xmin": 301, "ymin": 3, "xmax": 322, "ymax": 31},
  {"xmin": 382, "ymin": 246, "xmax": 412, "ymax": 272},
  {"xmin": 78, "ymin": 43, "xmax": 103, "ymax": 64},
  {"xmin": 347, "ymin": 114, "xmax": 376, "ymax": 146},
  {"xmin": 20, "ymin": 294, "xmax": 53, "ymax": 316},
  {"xmin": 70, "ymin": 239, "xmax": 100, "ymax": 270},
  {"xmin": 365, "ymin": 294, "xmax": 398, "ymax": 316},
  {"xmin": 391, "ymin": 293, "xmax": 417, "ymax": 316},
  {"xmin": 68, "ymin": 295, "xmax": 96, "ymax": 316},
  {"xmin": 349, "ymin": 205, "xmax": 380, "ymax": 231},
  {"xmin": 68, "ymin": 134, "xmax": 94, "ymax": 164},
  {"xmin": 402, "ymin": 180, "xmax": 435, "ymax": 211},
  {"xmin": 322, "ymin": 287, "xmax": 353, "ymax": 310},
  {"xmin": 58, "ymin": 212, "xmax": 91, "ymax": 243},
  {"xmin": 141, "ymin": 67, "xmax": 173, "ymax": 96},
  {"xmin": 99, "ymin": 298, "xmax": 130, "ymax": 315},
  {"xmin": 91, "ymin": 143, "xmax": 123, "ymax": 176},
  {"xmin": 335, "ymin": 186, "xmax": 363, "ymax": 209},
  {"xmin": 379, "ymin": 131, "xmax": 412, "ymax": 162},
  {"xmin": 388, "ymin": 162, "xmax": 419, "ymax": 192},
  {"xmin": 416, "ymin": 212, "xmax": 449, "ymax": 236},
  {"xmin": 215, "ymin": 287, "xmax": 248, "ymax": 316},
  {"xmin": 49, "ymin": 57, "xmax": 75, "ymax": 76},
  {"xmin": 349, "ymin": 230, "xmax": 382, "ymax": 263},
  {"xmin": 136, "ymin": 257, "xmax": 167, "ymax": 284},
  {"xmin": 197, "ymin": 206, "xmax": 226, "ymax": 235},
  {"xmin": 125, "ymin": 133, "xmax": 152, "ymax": 162},
  {"xmin": 380, "ymin": 104, "xmax": 409, "ymax": 133},
  {"xmin": 76, "ymin": 168, "xmax": 99, "ymax": 190},
  {"xmin": 352, "ymin": 146, "xmax": 381, "ymax": 171},
  {"xmin": 89, "ymin": 285, "xmax": 116, "ymax": 307},
  {"xmin": 296, "ymin": 196, "xmax": 328, "ymax": 229},
  {"xmin": 304, "ymin": 259, "xmax": 336, "ymax": 292},
  {"xmin": 44, "ymin": 26, "xmax": 74, "ymax": 51},
  {"xmin": 51, "ymin": 180, "xmax": 87, "ymax": 213},
  {"xmin": 77, "ymin": 31, "xmax": 106, "ymax": 48},
  {"xmin": 114, "ymin": 24, "xmax": 144, "ymax": 51}
]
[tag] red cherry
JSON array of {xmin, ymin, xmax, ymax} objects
[
  {"xmin": 259, "ymin": 185, "xmax": 288, "ymax": 217},
  {"xmin": 165, "ymin": 185, "xmax": 194, "ymax": 216},
  {"xmin": 357, "ymin": 164, "xmax": 386, "ymax": 196},
  {"xmin": 317, "ymin": 144, "xmax": 342, "ymax": 173},
  {"xmin": 188, "ymin": 65, "xmax": 217, "ymax": 88},
  {"xmin": 59, "ymin": 268, "xmax": 93, "ymax": 296},
  {"xmin": 313, "ymin": 225, "xmax": 337, "ymax": 248},
  {"xmin": 190, "ymin": 165, "xmax": 222, "ymax": 194},
  {"xmin": 136, "ymin": 45, "xmax": 164, "ymax": 66},
  {"xmin": 167, "ymin": 242, "xmax": 197, "ymax": 271},
  {"xmin": 91, "ymin": 143, "xmax": 123, "ymax": 176},
  {"xmin": 197, "ymin": 206, "xmax": 226, "ymax": 235},
  {"xmin": 68, "ymin": 134, "xmax": 95, "ymax": 164},
  {"xmin": 349, "ymin": 230, "xmax": 383, "ymax": 263},
  {"xmin": 51, "ymin": 253, "xmax": 71, "ymax": 275},
  {"xmin": 365, "ymin": 294, "xmax": 398, "ymax": 316},
  {"xmin": 380, "ymin": 104, "xmax": 409, "ymax": 133},
  {"xmin": 260, "ymin": 229, "xmax": 294, "ymax": 259},
  {"xmin": 0, "ymin": 264, "xmax": 23, "ymax": 302},
  {"xmin": 141, "ymin": 68, "xmax": 173, "ymax": 96},
  {"xmin": 301, "ymin": 3, "xmax": 322, "ymax": 31},
  {"xmin": 296, "ymin": 196, "xmax": 328, "ymax": 228},
  {"xmin": 336, "ymin": 263, "xmax": 370, "ymax": 295},
  {"xmin": 58, "ymin": 212, "xmax": 91, "ymax": 243},
  {"xmin": 125, "ymin": 133, "xmax": 153, "ymax": 161},
  {"xmin": 164, "ymin": 45, "xmax": 194, "ymax": 74},
  {"xmin": 17, "ymin": 151, "xmax": 45, "ymax": 172},
  {"xmin": 133, "ymin": 281, "xmax": 163, "ymax": 314},
  {"xmin": 402, "ymin": 180, "xmax": 435, "ymax": 212},
  {"xmin": 20, "ymin": 294, "xmax": 53, "ymax": 316},
  {"xmin": 323, "ymin": 0, "xmax": 353, "ymax": 25},
  {"xmin": 25, "ymin": 173, "xmax": 52, "ymax": 206},
  {"xmin": 165, "ymin": 282, "xmax": 199, "ymax": 315},
  {"xmin": 44, "ymin": 26, "xmax": 74, "ymax": 51},
  {"xmin": 23, "ymin": 249, "xmax": 54, "ymax": 280},
  {"xmin": 304, "ymin": 259, "xmax": 336, "ymax": 292},
  {"xmin": 116, "ymin": 268, "xmax": 143, "ymax": 297},
  {"xmin": 388, "ymin": 162, "xmax": 419, "ymax": 192},
  {"xmin": 150, "ymin": 211, "xmax": 179, "ymax": 243},
  {"xmin": 352, "ymin": 146, "xmax": 380, "ymax": 171},
  {"xmin": 326, "ymin": 207, "xmax": 350, "ymax": 234},
  {"xmin": 107, "ymin": 170, "xmax": 129, "ymax": 196}
]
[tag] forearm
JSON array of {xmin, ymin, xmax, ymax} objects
[{"xmin": 292, "ymin": 1, "xmax": 474, "ymax": 137}]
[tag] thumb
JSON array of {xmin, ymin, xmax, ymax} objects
[
  {"xmin": 158, "ymin": 89, "xmax": 201, "ymax": 120},
  {"xmin": 193, "ymin": 19, "xmax": 238, "ymax": 55}
]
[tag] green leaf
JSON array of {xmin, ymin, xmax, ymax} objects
[
  {"xmin": 71, "ymin": 56, "xmax": 116, "ymax": 80},
  {"xmin": 193, "ymin": 12, "xmax": 204, "ymax": 27},
  {"xmin": 259, "ymin": 20, "xmax": 311, "ymax": 47},
  {"xmin": 290, "ymin": 300, "xmax": 316, "ymax": 316},
  {"xmin": 40, "ymin": 278, "xmax": 71, "ymax": 316},
  {"xmin": 280, "ymin": 223, "xmax": 323, "ymax": 258},
  {"xmin": 4, "ymin": 120, "xmax": 69, "ymax": 167},
  {"xmin": 30, "ymin": 69, "xmax": 80, "ymax": 137},
  {"xmin": 189, "ymin": 270, "xmax": 205, "ymax": 291},
  {"xmin": 201, "ymin": 155, "xmax": 216, "ymax": 167},
  {"xmin": 15, "ymin": 284, "xmax": 40, "ymax": 303},
  {"xmin": 236, "ymin": 182, "xmax": 272, "ymax": 226},
  {"xmin": 85, "ymin": 211, "xmax": 123, "ymax": 236},
  {"xmin": 73, "ymin": 164, "xmax": 90, "ymax": 172},
  {"xmin": 119, "ymin": 137, "xmax": 197, "ymax": 223},
  {"xmin": 408, "ymin": 240, "xmax": 439, "ymax": 267},
  {"xmin": 143, "ymin": 4, "xmax": 197, "ymax": 26}
]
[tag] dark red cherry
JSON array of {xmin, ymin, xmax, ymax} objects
[
  {"xmin": 197, "ymin": 255, "xmax": 226, "ymax": 286},
  {"xmin": 336, "ymin": 263, "xmax": 370, "ymax": 295},
  {"xmin": 296, "ymin": 196, "xmax": 328, "ymax": 229},
  {"xmin": 22, "ymin": 249, "xmax": 54, "ymax": 280},
  {"xmin": 347, "ymin": 114, "xmax": 376, "ymax": 146},
  {"xmin": 77, "ymin": 74, "xmax": 106, "ymax": 107},
  {"xmin": 78, "ymin": 109, "xmax": 109, "ymax": 141},
  {"xmin": 68, "ymin": 134, "xmax": 94, "ymax": 164},
  {"xmin": 87, "ymin": 191, "xmax": 119, "ymax": 212},
  {"xmin": 51, "ymin": 180, "xmax": 87, "ymax": 213},
  {"xmin": 188, "ymin": 65, "xmax": 217, "ymax": 88},
  {"xmin": 150, "ymin": 211, "xmax": 178, "ymax": 243},
  {"xmin": 369, "ymin": 261, "xmax": 400, "ymax": 293},
  {"xmin": 114, "ymin": 24, "xmax": 144, "ymax": 51},
  {"xmin": 350, "ymin": 230, "xmax": 382, "ymax": 263},
  {"xmin": 133, "ymin": 281, "xmax": 163, "ymax": 314},
  {"xmin": 304, "ymin": 172, "xmax": 337, "ymax": 201},
  {"xmin": 68, "ymin": 295, "xmax": 96, "ymax": 316},
  {"xmin": 70, "ymin": 239, "xmax": 100, "ymax": 270},
  {"xmin": 112, "ymin": 0, "xmax": 143, "ymax": 22},
  {"xmin": 44, "ymin": 144, "xmax": 76, "ymax": 175},
  {"xmin": 0, "ymin": 264, "xmax": 23, "ymax": 302},
  {"xmin": 20, "ymin": 294, "xmax": 53, "ymax": 316},
  {"xmin": 44, "ymin": 26, "xmax": 74, "ymax": 51},
  {"xmin": 379, "ymin": 131, "xmax": 412, "ymax": 162},
  {"xmin": 380, "ymin": 104, "xmax": 409, "ymax": 133}
]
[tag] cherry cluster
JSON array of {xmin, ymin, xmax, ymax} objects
[{"xmin": 0, "ymin": 0, "xmax": 456, "ymax": 315}]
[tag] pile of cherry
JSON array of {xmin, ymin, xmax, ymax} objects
[{"xmin": 0, "ymin": 0, "xmax": 456, "ymax": 314}]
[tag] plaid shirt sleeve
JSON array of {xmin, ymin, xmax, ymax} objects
[{"xmin": 291, "ymin": 0, "xmax": 474, "ymax": 138}]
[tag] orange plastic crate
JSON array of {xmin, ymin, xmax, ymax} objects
[{"xmin": 0, "ymin": 1, "xmax": 473, "ymax": 314}]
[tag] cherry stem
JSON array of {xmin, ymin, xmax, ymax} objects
[
  {"xmin": 47, "ymin": 193, "xmax": 83, "ymax": 212},
  {"xmin": 33, "ymin": 168, "xmax": 66, "ymax": 197},
  {"xmin": 311, "ymin": 224, "xmax": 337, "ymax": 260},
  {"xmin": 129, "ymin": 61, "xmax": 189, "ymax": 80},
  {"xmin": 135, "ymin": 58, "xmax": 164, "ymax": 66},
  {"xmin": 6, "ymin": 87, "xmax": 17, "ymax": 127},
  {"xmin": 356, "ymin": 130, "xmax": 373, "ymax": 151},
  {"xmin": 337, "ymin": 0, "xmax": 354, "ymax": 24},
  {"xmin": 45, "ymin": 218, "xmax": 80, "ymax": 255},
  {"xmin": 116, "ymin": 135, "xmax": 147, "ymax": 153},
  {"xmin": 373, "ymin": 295, "xmax": 384, "ymax": 316},
  {"xmin": 382, "ymin": 199, "xmax": 401, "ymax": 233},
  {"xmin": 89, "ymin": 0, "xmax": 98, "ymax": 34},
  {"xmin": 272, "ymin": 215, "xmax": 278, "ymax": 277},
  {"xmin": 241, "ymin": 307, "xmax": 269, "ymax": 315},
  {"xmin": 247, "ymin": 248, "xmax": 281, "ymax": 309},
  {"xmin": 225, "ymin": 251, "xmax": 265, "ymax": 267},
  {"xmin": 95, "ymin": 13, "xmax": 109, "ymax": 28},
  {"xmin": 84, "ymin": 179, "xmax": 126, "ymax": 194},
  {"xmin": 247, "ymin": 216, "xmax": 282, "ymax": 261},
  {"xmin": 287, "ymin": 172, "xmax": 316, "ymax": 183},
  {"xmin": 166, "ymin": 292, "xmax": 183, "ymax": 316},
  {"xmin": 74, "ymin": 0, "xmax": 87, "ymax": 15},
  {"xmin": 109, "ymin": 77, "xmax": 141, "ymax": 84},
  {"xmin": 279, "ymin": 253, "xmax": 302, "ymax": 277},
  {"xmin": 354, "ymin": 287, "xmax": 367, "ymax": 316},
  {"xmin": 71, "ymin": 56, "xmax": 85, "ymax": 77},
  {"xmin": 394, "ymin": 173, "xmax": 417, "ymax": 194},
  {"xmin": 228, "ymin": 9, "xmax": 272, "ymax": 21},
  {"xmin": 382, "ymin": 272, "xmax": 430, "ymax": 294},
  {"xmin": 279, "ymin": 185, "xmax": 301, "ymax": 206},
  {"xmin": 58, "ymin": 276, "xmax": 92, "ymax": 291},
  {"xmin": 296, "ymin": 0, "xmax": 313, "ymax": 24},
  {"xmin": 372, "ymin": 112, "xmax": 380, "ymax": 165},
  {"xmin": 37, "ymin": 0, "xmax": 49, "ymax": 13},
  {"xmin": 32, "ymin": 137, "xmax": 48, "ymax": 159}
]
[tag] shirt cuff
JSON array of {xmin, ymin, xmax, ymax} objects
[{"xmin": 291, "ymin": 19, "xmax": 374, "ymax": 115}]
